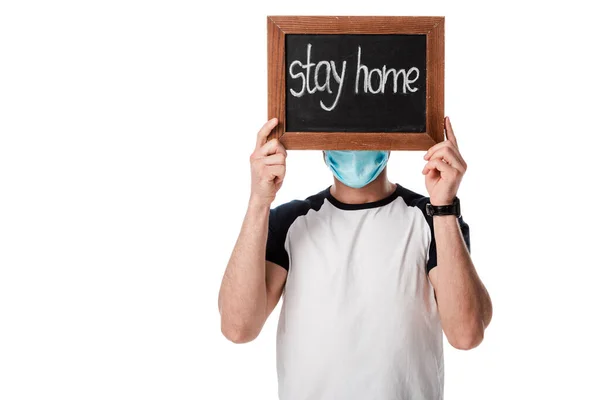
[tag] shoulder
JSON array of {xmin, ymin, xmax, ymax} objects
[
  {"xmin": 395, "ymin": 183, "xmax": 469, "ymax": 240},
  {"xmin": 395, "ymin": 183, "xmax": 468, "ymax": 230},
  {"xmin": 395, "ymin": 183, "xmax": 466, "ymax": 212},
  {"xmin": 269, "ymin": 187, "xmax": 329, "ymax": 229},
  {"xmin": 395, "ymin": 183, "xmax": 430, "ymax": 211}
]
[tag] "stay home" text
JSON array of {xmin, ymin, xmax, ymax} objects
[{"xmin": 288, "ymin": 44, "xmax": 421, "ymax": 112}]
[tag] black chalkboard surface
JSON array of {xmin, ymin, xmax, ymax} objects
[
  {"xmin": 267, "ymin": 16, "xmax": 445, "ymax": 150},
  {"xmin": 285, "ymin": 34, "xmax": 427, "ymax": 133}
]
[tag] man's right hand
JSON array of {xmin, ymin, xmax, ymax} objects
[{"xmin": 249, "ymin": 118, "xmax": 287, "ymax": 207}]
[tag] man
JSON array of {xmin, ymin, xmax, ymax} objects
[{"xmin": 218, "ymin": 116, "xmax": 493, "ymax": 400}]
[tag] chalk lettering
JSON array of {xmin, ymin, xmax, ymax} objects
[
  {"xmin": 383, "ymin": 67, "xmax": 405, "ymax": 93},
  {"xmin": 355, "ymin": 45, "xmax": 420, "ymax": 94},
  {"xmin": 368, "ymin": 68, "xmax": 383, "ymax": 94},
  {"xmin": 320, "ymin": 60, "xmax": 346, "ymax": 111},
  {"xmin": 314, "ymin": 60, "xmax": 332, "ymax": 94},
  {"xmin": 404, "ymin": 67, "xmax": 419, "ymax": 93},
  {"xmin": 289, "ymin": 60, "xmax": 306, "ymax": 97},
  {"xmin": 355, "ymin": 46, "xmax": 369, "ymax": 94},
  {"xmin": 288, "ymin": 44, "xmax": 347, "ymax": 112},
  {"xmin": 305, "ymin": 44, "xmax": 317, "ymax": 94},
  {"xmin": 289, "ymin": 44, "xmax": 420, "ymax": 112}
]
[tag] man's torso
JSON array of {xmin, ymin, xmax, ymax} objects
[{"xmin": 267, "ymin": 184, "xmax": 445, "ymax": 400}]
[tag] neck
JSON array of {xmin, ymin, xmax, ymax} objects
[{"xmin": 329, "ymin": 167, "xmax": 396, "ymax": 204}]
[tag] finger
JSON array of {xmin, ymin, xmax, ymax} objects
[
  {"xmin": 267, "ymin": 164, "xmax": 285, "ymax": 180},
  {"xmin": 255, "ymin": 118, "xmax": 279, "ymax": 150},
  {"xmin": 423, "ymin": 140, "xmax": 457, "ymax": 161},
  {"xmin": 257, "ymin": 138, "xmax": 287, "ymax": 157},
  {"xmin": 422, "ymin": 159, "xmax": 453, "ymax": 175},
  {"xmin": 427, "ymin": 146, "xmax": 466, "ymax": 173},
  {"xmin": 262, "ymin": 153, "xmax": 286, "ymax": 166},
  {"xmin": 445, "ymin": 116, "xmax": 459, "ymax": 150}
]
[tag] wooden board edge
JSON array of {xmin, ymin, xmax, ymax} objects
[
  {"xmin": 267, "ymin": 17, "xmax": 285, "ymax": 142},
  {"xmin": 281, "ymin": 132, "xmax": 437, "ymax": 151}
]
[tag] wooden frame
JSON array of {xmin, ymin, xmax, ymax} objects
[{"xmin": 267, "ymin": 16, "xmax": 445, "ymax": 150}]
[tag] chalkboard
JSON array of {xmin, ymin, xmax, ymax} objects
[
  {"xmin": 285, "ymin": 34, "xmax": 427, "ymax": 133},
  {"xmin": 267, "ymin": 16, "xmax": 445, "ymax": 150}
]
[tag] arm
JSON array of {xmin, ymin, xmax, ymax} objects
[
  {"xmin": 218, "ymin": 118, "xmax": 288, "ymax": 343},
  {"xmin": 422, "ymin": 116, "xmax": 492, "ymax": 350},
  {"xmin": 218, "ymin": 202, "xmax": 288, "ymax": 343},
  {"xmin": 428, "ymin": 215, "xmax": 492, "ymax": 350}
]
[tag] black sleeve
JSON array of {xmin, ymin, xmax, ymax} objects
[
  {"xmin": 265, "ymin": 197, "xmax": 324, "ymax": 271},
  {"xmin": 265, "ymin": 206, "xmax": 290, "ymax": 271},
  {"xmin": 415, "ymin": 196, "xmax": 471, "ymax": 274}
]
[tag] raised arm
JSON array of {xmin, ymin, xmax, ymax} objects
[
  {"xmin": 422, "ymin": 116, "xmax": 493, "ymax": 350},
  {"xmin": 218, "ymin": 118, "xmax": 288, "ymax": 343}
]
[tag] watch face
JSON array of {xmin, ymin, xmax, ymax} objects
[{"xmin": 426, "ymin": 203, "xmax": 433, "ymax": 216}]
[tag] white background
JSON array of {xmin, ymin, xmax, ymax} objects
[{"xmin": 1, "ymin": 1, "xmax": 598, "ymax": 399}]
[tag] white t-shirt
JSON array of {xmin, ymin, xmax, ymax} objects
[{"xmin": 266, "ymin": 183, "xmax": 471, "ymax": 400}]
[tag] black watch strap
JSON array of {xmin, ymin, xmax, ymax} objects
[{"xmin": 426, "ymin": 197, "xmax": 461, "ymax": 218}]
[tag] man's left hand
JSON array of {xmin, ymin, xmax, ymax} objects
[{"xmin": 422, "ymin": 116, "xmax": 467, "ymax": 206}]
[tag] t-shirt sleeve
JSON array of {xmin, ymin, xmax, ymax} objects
[
  {"xmin": 265, "ymin": 206, "xmax": 291, "ymax": 271},
  {"xmin": 416, "ymin": 196, "xmax": 471, "ymax": 274}
]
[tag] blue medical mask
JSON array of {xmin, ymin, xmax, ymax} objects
[{"xmin": 324, "ymin": 150, "xmax": 389, "ymax": 188}]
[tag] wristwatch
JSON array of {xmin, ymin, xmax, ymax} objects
[{"xmin": 426, "ymin": 197, "xmax": 461, "ymax": 218}]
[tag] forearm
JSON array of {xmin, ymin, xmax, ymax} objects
[
  {"xmin": 218, "ymin": 199, "xmax": 271, "ymax": 338},
  {"xmin": 432, "ymin": 215, "xmax": 492, "ymax": 348}
]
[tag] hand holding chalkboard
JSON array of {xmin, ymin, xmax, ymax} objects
[
  {"xmin": 249, "ymin": 118, "xmax": 288, "ymax": 207},
  {"xmin": 267, "ymin": 16, "xmax": 445, "ymax": 150},
  {"xmin": 422, "ymin": 116, "xmax": 467, "ymax": 206}
]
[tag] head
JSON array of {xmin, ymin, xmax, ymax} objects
[{"xmin": 322, "ymin": 150, "xmax": 391, "ymax": 189}]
